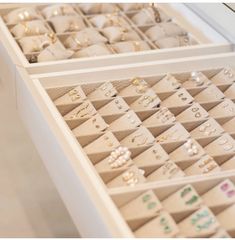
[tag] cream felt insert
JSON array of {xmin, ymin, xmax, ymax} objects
[
  {"xmin": 108, "ymin": 110, "xmax": 142, "ymax": 131},
  {"xmin": 107, "ymin": 165, "xmax": 146, "ymax": 188},
  {"xmin": 84, "ymin": 131, "xmax": 120, "ymax": 154},
  {"xmin": 72, "ymin": 114, "xmax": 109, "ymax": 137},
  {"xmin": 178, "ymin": 206, "xmax": 220, "ymax": 237},
  {"xmin": 133, "ymin": 144, "xmax": 169, "ymax": 168},
  {"xmin": 201, "ymin": 179, "xmax": 235, "ymax": 207},
  {"xmin": 162, "ymin": 184, "xmax": 203, "ymax": 213},
  {"xmin": 120, "ymin": 190, "xmax": 163, "ymax": 220},
  {"xmin": 134, "ymin": 211, "xmax": 179, "ymax": 238},
  {"xmin": 97, "ymin": 97, "xmax": 130, "ymax": 115},
  {"xmin": 147, "ymin": 160, "xmax": 185, "ymax": 181},
  {"xmin": 190, "ymin": 118, "xmax": 224, "ymax": 139},
  {"xmin": 120, "ymin": 126, "xmax": 155, "ymax": 148}
]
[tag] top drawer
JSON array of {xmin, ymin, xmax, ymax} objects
[{"xmin": 0, "ymin": 3, "xmax": 232, "ymax": 75}]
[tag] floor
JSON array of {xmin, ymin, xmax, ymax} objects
[{"xmin": 0, "ymin": 72, "xmax": 79, "ymax": 236}]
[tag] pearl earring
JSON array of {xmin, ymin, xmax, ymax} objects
[{"xmin": 108, "ymin": 146, "xmax": 131, "ymax": 168}]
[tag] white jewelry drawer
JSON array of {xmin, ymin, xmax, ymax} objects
[
  {"xmin": 15, "ymin": 52, "xmax": 235, "ymax": 237},
  {"xmin": 0, "ymin": 3, "xmax": 232, "ymax": 81}
]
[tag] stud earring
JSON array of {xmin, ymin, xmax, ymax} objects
[
  {"xmin": 185, "ymin": 195, "xmax": 199, "ymax": 205},
  {"xmin": 218, "ymin": 138, "xmax": 228, "ymax": 145},
  {"xmin": 190, "ymin": 71, "xmax": 204, "ymax": 86},
  {"xmin": 169, "ymin": 167, "xmax": 180, "ymax": 178},
  {"xmin": 180, "ymin": 186, "xmax": 192, "ymax": 197},
  {"xmin": 104, "ymin": 135, "xmax": 114, "ymax": 148},
  {"xmin": 221, "ymin": 183, "xmax": 229, "ymax": 191},
  {"xmin": 192, "ymin": 107, "xmax": 199, "ymax": 112},
  {"xmin": 203, "ymin": 163, "xmax": 217, "ymax": 173},
  {"xmin": 142, "ymin": 194, "xmax": 151, "ymax": 202},
  {"xmin": 223, "ymin": 144, "xmax": 233, "ymax": 151},
  {"xmin": 198, "ymin": 157, "xmax": 213, "ymax": 168},
  {"xmin": 152, "ymin": 149, "xmax": 161, "ymax": 160},
  {"xmin": 195, "ymin": 112, "xmax": 201, "ymax": 118},
  {"xmin": 147, "ymin": 202, "xmax": 157, "ymax": 209},
  {"xmin": 122, "ymin": 169, "xmax": 144, "ymax": 186},
  {"xmin": 199, "ymin": 123, "xmax": 211, "ymax": 132},
  {"xmin": 227, "ymin": 190, "xmax": 235, "ymax": 198}
]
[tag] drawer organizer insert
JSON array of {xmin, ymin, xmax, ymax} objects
[
  {"xmin": 1, "ymin": 3, "xmax": 206, "ymax": 63},
  {"xmin": 43, "ymin": 66, "xmax": 235, "ymax": 237}
]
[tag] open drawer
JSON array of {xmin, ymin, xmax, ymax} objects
[
  {"xmin": 15, "ymin": 52, "xmax": 235, "ymax": 237},
  {"xmin": 0, "ymin": 3, "xmax": 233, "ymax": 83}
]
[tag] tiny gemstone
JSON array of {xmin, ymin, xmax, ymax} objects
[
  {"xmin": 160, "ymin": 217, "xmax": 167, "ymax": 225},
  {"xmin": 147, "ymin": 202, "xmax": 157, "ymax": 209},
  {"xmin": 227, "ymin": 190, "xmax": 235, "ymax": 198},
  {"xmin": 229, "ymin": 73, "xmax": 234, "ymax": 78},
  {"xmin": 224, "ymin": 69, "xmax": 229, "ymax": 74},
  {"xmin": 164, "ymin": 225, "xmax": 172, "ymax": 234},
  {"xmin": 224, "ymin": 144, "xmax": 233, "ymax": 151},
  {"xmin": 142, "ymin": 194, "xmax": 151, "ymax": 202},
  {"xmin": 220, "ymin": 183, "xmax": 229, "ymax": 191},
  {"xmin": 199, "ymin": 126, "xmax": 205, "ymax": 132}
]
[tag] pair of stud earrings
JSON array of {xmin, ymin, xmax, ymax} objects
[
  {"xmin": 218, "ymin": 137, "xmax": 234, "ymax": 151},
  {"xmin": 199, "ymin": 123, "xmax": 216, "ymax": 136},
  {"xmin": 122, "ymin": 169, "xmax": 145, "ymax": 186},
  {"xmin": 142, "ymin": 193, "xmax": 157, "ymax": 210},
  {"xmin": 162, "ymin": 162, "xmax": 179, "ymax": 176},
  {"xmin": 108, "ymin": 146, "xmax": 131, "ymax": 169},
  {"xmin": 202, "ymin": 163, "xmax": 218, "ymax": 174},
  {"xmin": 220, "ymin": 182, "xmax": 235, "ymax": 198},
  {"xmin": 138, "ymin": 95, "xmax": 158, "ymax": 107},
  {"xmin": 68, "ymin": 88, "xmax": 81, "ymax": 101},
  {"xmin": 190, "ymin": 71, "xmax": 205, "ymax": 86},
  {"xmin": 180, "ymin": 186, "xmax": 199, "ymax": 205},
  {"xmin": 103, "ymin": 135, "xmax": 114, "ymax": 147},
  {"xmin": 198, "ymin": 156, "xmax": 218, "ymax": 174},
  {"xmin": 223, "ymin": 68, "xmax": 234, "ymax": 78},
  {"xmin": 183, "ymin": 139, "xmax": 199, "ymax": 157},
  {"xmin": 99, "ymin": 82, "xmax": 116, "ymax": 97},
  {"xmin": 178, "ymin": 92, "xmax": 188, "ymax": 102},
  {"xmin": 191, "ymin": 209, "xmax": 209, "ymax": 225},
  {"xmin": 155, "ymin": 108, "xmax": 175, "ymax": 124},
  {"xmin": 114, "ymin": 99, "xmax": 123, "ymax": 110},
  {"xmin": 131, "ymin": 77, "xmax": 149, "ymax": 94},
  {"xmin": 157, "ymin": 129, "xmax": 179, "ymax": 143},
  {"xmin": 191, "ymin": 107, "xmax": 202, "ymax": 118},
  {"xmin": 126, "ymin": 113, "xmax": 137, "ymax": 125},
  {"xmin": 159, "ymin": 217, "xmax": 172, "ymax": 234},
  {"xmin": 92, "ymin": 117, "xmax": 108, "ymax": 130},
  {"xmin": 152, "ymin": 149, "xmax": 161, "ymax": 160}
]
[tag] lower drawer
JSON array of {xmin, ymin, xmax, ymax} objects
[{"xmin": 16, "ymin": 52, "xmax": 235, "ymax": 237}]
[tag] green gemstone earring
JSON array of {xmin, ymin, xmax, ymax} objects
[
  {"xmin": 147, "ymin": 202, "xmax": 156, "ymax": 210},
  {"xmin": 142, "ymin": 194, "xmax": 151, "ymax": 203},
  {"xmin": 191, "ymin": 210, "xmax": 210, "ymax": 225},
  {"xmin": 185, "ymin": 195, "xmax": 199, "ymax": 205},
  {"xmin": 180, "ymin": 186, "xmax": 192, "ymax": 198},
  {"xmin": 164, "ymin": 225, "xmax": 172, "ymax": 234},
  {"xmin": 160, "ymin": 217, "xmax": 167, "ymax": 225}
]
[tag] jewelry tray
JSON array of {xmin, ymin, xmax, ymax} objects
[
  {"xmin": 0, "ymin": 3, "xmax": 231, "ymax": 78},
  {"xmin": 15, "ymin": 52, "xmax": 235, "ymax": 237}
]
